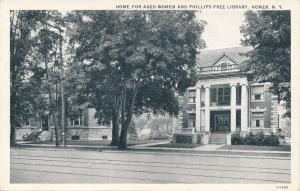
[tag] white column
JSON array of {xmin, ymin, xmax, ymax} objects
[
  {"xmin": 241, "ymin": 84, "xmax": 248, "ymax": 132},
  {"xmin": 230, "ymin": 83, "xmax": 236, "ymax": 132},
  {"xmin": 204, "ymin": 85, "xmax": 210, "ymax": 132},
  {"xmin": 195, "ymin": 87, "xmax": 201, "ymax": 132}
]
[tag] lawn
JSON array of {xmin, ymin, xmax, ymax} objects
[
  {"xmin": 20, "ymin": 139, "xmax": 166, "ymax": 146},
  {"xmin": 149, "ymin": 143, "xmax": 202, "ymax": 149},
  {"xmin": 218, "ymin": 145, "xmax": 291, "ymax": 151}
]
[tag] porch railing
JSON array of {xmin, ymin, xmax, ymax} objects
[{"xmin": 198, "ymin": 66, "xmax": 240, "ymax": 74}]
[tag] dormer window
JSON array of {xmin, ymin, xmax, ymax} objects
[{"xmin": 220, "ymin": 62, "xmax": 228, "ymax": 70}]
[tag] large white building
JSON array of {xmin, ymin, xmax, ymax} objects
[{"xmin": 173, "ymin": 47, "xmax": 289, "ymax": 144}]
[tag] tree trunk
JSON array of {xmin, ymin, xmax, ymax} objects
[
  {"xmin": 45, "ymin": 56, "xmax": 59, "ymax": 147},
  {"xmin": 10, "ymin": 121, "xmax": 16, "ymax": 146},
  {"xmin": 111, "ymin": 96, "xmax": 121, "ymax": 146},
  {"xmin": 118, "ymin": 89, "xmax": 138, "ymax": 149},
  {"xmin": 111, "ymin": 112, "xmax": 119, "ymax": 146},
  {"xmin": 118, "ymin": 124, "xmax": 129, "ymax": 149},
  {"xmin": 10, "ymin": 83, "xmax": 17, "ymax": 146},
  {"xmin": 118, "ymin": 109, "xmax": 134, "ymax": 149}
]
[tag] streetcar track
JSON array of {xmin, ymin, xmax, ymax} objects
[
  {"xmin": 11, "ymin": 167, "xmax": 180, "ymax": 183},
  {"xmin": 11, "ymin": 153, "xmax": 291, "ymax": 171},
  {"xmin": 11, "ymin": 157, "xmax": 290, "ymax": 175},
  {"xmin": 11, "ymin": 164, "xmax": 290, "ymax": 184}
]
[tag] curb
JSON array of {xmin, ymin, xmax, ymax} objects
[
  {"xmin": 13, "ymin": 143, "xmax": 291, "ymax": 159},
  {"xmin": 102, "ymin": 149, "xmax": 291, "ymax": 160}
]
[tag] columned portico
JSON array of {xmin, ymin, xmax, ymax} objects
[
  {"xmin": 241, "ymin": 83, "xmax": 248, "ymax": 132},
  {"xmin": 195, "ymin": 87, "xmax": 201, "ymax": 132},
  {"xmin": 204, "ymin": 85, "xmax": 210, "ymax": 132},
  {"xmin": 171, "ymin": 47, "xmax": 276, "ymax": 145},
  {"xmin": 230, "ymin": 83, "xmax": 237, "ymax": 132}
]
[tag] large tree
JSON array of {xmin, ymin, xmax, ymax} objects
[
  {"xmin": 10, "ymin": 10, "xmax": 64, "ymax": 146},
  {"xmin": 240, "ymin": 10, "xmax": 291, "ymax": 117},
  {"xmin": 67, "ymin": 10, "xmax": 206, "ymax": 148}
]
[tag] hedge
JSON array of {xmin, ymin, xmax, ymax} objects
[{"xmin": 231, "ymin": 132, "xmax": 279, "ymax": 146}]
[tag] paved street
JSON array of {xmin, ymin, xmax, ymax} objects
[{"xmin": 11, "ymin": 147, "xmax": 290, "ymax": 183}]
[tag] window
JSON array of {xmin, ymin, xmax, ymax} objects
[
  {"xmin": 70, "ymin": 113, "xmax": 83, "ymax": 126},
  {"xmin": 189, "ymin": 90, "xmax": 196, "ymax": 103},
  {"xmin": 188, "ymin": 113, "xmax": 196, "ymax": 127},
  {"xmin": 211, "ymin": 87, "xmax": 230, "ymax": 105},
  {"xmin": 210, "ymin": 88, "xmax": 217, "ymax": 103},
  {"xmin": 251, "ymin": 112, "xmax": 264, "ymax": 128},
  {"xmin": 236, "ymin": 85, "xmax": 241, "ymax": 105},
  {"xmin": 200, "ymin": 90, "xmax": 205, "ymax": 106},
  {"xmin": 251, "ymin": 85, "xmax": 264, "ymax": 101},
  {"xmin": 223, "ymin": 88, "xmax": 230, "ymax": 104},
  {"xmin": 214, "ymin": 88, "xmax": 230, "ymax": 105},
  {"xmin": 255, "ymin": 120, "xmax": 260, "ymax": 127},
  {"xmin": 220, "ymin": 62, "xmax": 228, "ymax": 70},
  {"xmin": 255, "ymin": 94, "xmax": 261, "ymax": 100}
]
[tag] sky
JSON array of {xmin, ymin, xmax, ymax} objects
[
  {"xmin": 60, "ymin": 10, "xmax": 246, "ymax": 50},
  {"xmin": 197, "ymin": 11, "xmax": 246, "ymax": 50}
]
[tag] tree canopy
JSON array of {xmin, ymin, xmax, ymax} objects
[
  {"xmin": 240, "ymin": 10, "xmax": 291, "ymax": 117},
  {"xmin": 66, "ymin": 10, "xmax": 206, "ymax": 148},
  {"xmin": 10, "ymin": 10, "xmax": 65, "ymax": 145}
]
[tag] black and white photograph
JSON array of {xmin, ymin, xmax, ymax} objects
[{"xmin": 1, "ymin": 0, "xmax": 300, "ymax": 190}]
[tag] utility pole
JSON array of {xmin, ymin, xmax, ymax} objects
[{"xmin": 59, "ymin": 30, "xmax": 66, "ymax": 148}]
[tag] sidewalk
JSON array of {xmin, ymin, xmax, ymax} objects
[{"xmin": 14, "ymin": 141, "xmax": 291, "ymax": 158}]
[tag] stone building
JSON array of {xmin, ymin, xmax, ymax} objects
[{"xmin": 16, "ymin": 108, "xmax": 112, "ymax": 142}]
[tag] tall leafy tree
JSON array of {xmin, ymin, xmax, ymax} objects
[
  {"xmin": 241, "ymin": 10, "xmax": 291, "ymax": 117},
  {"xmin": 67, "ymin": 10, "xmax": 206, "ymax": 148},
  {"xmin": 10, "ymin": 10, "xmax": 64, "ymax": 146},
  {"xmin": 10, "ymin": 11, "xmax": 45, "ymax": 145}
]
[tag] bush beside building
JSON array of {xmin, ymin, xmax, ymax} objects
[{"xmin": 231, "ymin": 132, "xmax": 279, "ymax": 146}]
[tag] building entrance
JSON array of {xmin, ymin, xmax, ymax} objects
[
  {"xmin": 215, "ymin": 115, "xmax": 230, "ymax": 132},
  {"xmin": 210, "ymin": 110, "xmax": 231, "ymax": 132}
]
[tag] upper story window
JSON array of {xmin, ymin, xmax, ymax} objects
[
  {"xmin": 211, "ymin": 89, "xmax": 217, "ymax": 103},
  {"xmin": 70, "ymin": 113, "xmax": 83, "ymax": 126},
  {"xmin": 236, "ymin": 85, "xmax": 241, "ymax": 105},
  {"xmin": 251, "ymin": 85, "xmax": 264, "ymax": 101},
  {"xmin": 200, "ymin": 89, "xmax": 205, "ymax": 106},
  {"xmin": 220, "ymin": 62, "xmax": 229, "ymax": 70},
  {"xmin": 188, "ymin": 90, "xmax": 196, "ymax": 103},
  {"xmin": 210, "ymin": 87, "xmax": 230, "ymax": 106},
  {"xmin": 188, "ymin": 113, "xmax": 196, "ymax": 127}
]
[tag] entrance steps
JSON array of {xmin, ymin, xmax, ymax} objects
[
  {"xmin": 23, "ymin": 129, "xmax": 52, "ymax": 142},
  {"xmin": 208, "ymin": 132, "xmax": 227, "ymax": 145}
]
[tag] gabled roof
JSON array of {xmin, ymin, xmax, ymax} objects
[
  {"xmin": 196, "ymin": 46, "xmax": 253, "ymax": 67},
  {"xmin": 210, "ymin": 52, "xmax": 238, "ymax": 66}
]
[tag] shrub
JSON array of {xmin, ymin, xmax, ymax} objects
[
  {"xmin": 71, "ymin": 132, "xmax": 80, "ymax": 140},
  {"xmin": 253, "ymin": 132, "xmax": 264, "ymax": 146},
  {"xmin": 263, "ymin": 133, "xmax": 279, "ymax": 146},
  {"xmin": 231, "ymin": 133, "xmax": 244, "ymax": 145},
  {"xmin": 176, "ymin": 135, "xmax": 192, "ymax": 144},
  {"xmin": 244, "ymin": 132, "xmax": 255, "ymax": 145},
  {"xmin": 71, "ymin": 135, "xmax": 80, "ymax": 140},
  {"xmin": 230, "ymin": 132, "xmax": 280, "ymax": 146}
]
